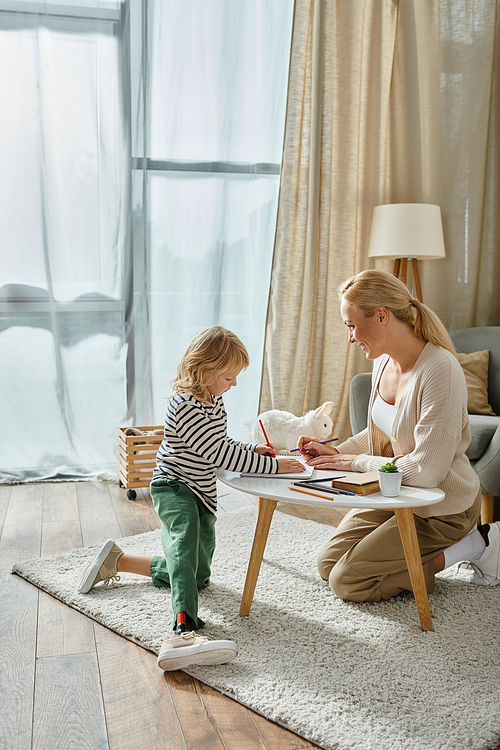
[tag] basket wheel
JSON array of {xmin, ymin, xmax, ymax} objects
[
  {"xmin": 126, "ymin": 489, "xmax": 137, "ymax": 501},
  {"xmin": 118, "ymin": 479, "xmax": 124, "ymax": 488}
]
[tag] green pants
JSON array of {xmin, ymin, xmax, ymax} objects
[{"xmin": 150, "ymin": 478, "xmax": 216, "ymax": 631}]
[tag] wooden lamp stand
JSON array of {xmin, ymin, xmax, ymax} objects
[{"xmin": 393, "ymin": 258, "xmax": 423, "ymax": 302}]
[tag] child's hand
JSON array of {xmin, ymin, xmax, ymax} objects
[
  {"xmin": 276, "ymin": 457, "xmax": 305, "ymax": 473},
  {"xmin": 255, "ymin": 442, "xmax": 277, "ymax": 458}
]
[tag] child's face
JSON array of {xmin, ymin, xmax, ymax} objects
[{"xmin": 207, "ymin": 367, "xmax": 242, "ymax": 398}]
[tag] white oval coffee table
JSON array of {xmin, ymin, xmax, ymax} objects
[{"xmin": 217, "ymin": 468, "xmax": 445, "ymax": 631}]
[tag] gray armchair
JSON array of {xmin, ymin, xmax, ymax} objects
[{"xmin": 349, "ymin": 326, "xmax": 500, "ymax": 524}]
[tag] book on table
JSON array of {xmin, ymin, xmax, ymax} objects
[{"xmin": 332, "ymin": 471, "xmax": 380, "ymax": 495}]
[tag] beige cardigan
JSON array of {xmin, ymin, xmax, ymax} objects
[{"xmin": 338, "ymin": 342, "xmax": 480, "ymax": 518}]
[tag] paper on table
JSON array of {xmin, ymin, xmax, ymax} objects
[{"xmin": 240, "ymin": 458, "xmax": 314, "ymax": 480}]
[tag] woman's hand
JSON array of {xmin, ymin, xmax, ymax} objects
[
  {"xmin": 255, "ymin": 442, "xmax": 277, "ymax": 458},
  {"xmin": 276, "ymin": 457, "xmax": 305, "ymax": 473},
  {"xmin": 297, "ymin": 435, "xmax": 338, "ymax": 460},
  {"xmin": 306, "ymin": 453, "xmax": 357, "ymax": 471}
]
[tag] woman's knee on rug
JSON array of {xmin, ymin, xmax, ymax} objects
[
  {"xmin": 317, "ymin": 546, "xmax": 335, "ymax": 581},
  {"xmin": 316, "ymin": 532, "xmax": 357, "ymax": 581},
  {"xmin": 327, "ymin": 559, "xmax": 383, "ymax": 602}
]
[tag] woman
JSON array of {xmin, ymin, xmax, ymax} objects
[{"xmin": 298, "ymin": 270, "xmax": 500, "ymax": 602}]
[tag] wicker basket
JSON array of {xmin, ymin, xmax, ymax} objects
[{"xmin": 117, "ymin": 425, "xmax": 163, "ymax": 499}]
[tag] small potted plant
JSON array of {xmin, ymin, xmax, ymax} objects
[{"xmin": 377, "ymin": 462, "xmax": 403, "ymax": 497}]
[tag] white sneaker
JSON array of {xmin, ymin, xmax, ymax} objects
[
  {"xmin": 157, "ymin": 631, "xmax": 238, "ymax": 672},
  {"xmin": 468, "ymin": 522, "xmax": 500, "ymax": 585},
  {"xmin": 78, "ymin": 539, "xmax": 124, "ymax": 593}
]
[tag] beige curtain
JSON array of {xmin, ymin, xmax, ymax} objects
[{"xmin": 260, "ymin": 0, "xmax": 500, "ymax": 443}]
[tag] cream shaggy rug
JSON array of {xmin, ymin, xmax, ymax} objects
[{"xmin": 12, "ymin": 508, "xmax": 500, "ymax": 750}]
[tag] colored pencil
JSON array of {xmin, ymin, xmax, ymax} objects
[
  {"xmin": 289, "ymin": 486, "xmax": 335, "ymax": 501},
  {"xmin": 290, "ymin": 437, "xmax": 339, "ymax": 452},
  {"xmin": 291, "ymin": 481, "xmax": 355, "ymax": 497},
  {"xmin": 292, "ymin": 482, "xmax": 341, "ymax": 496},
  {"xmin": 300, "ymin": 475, "xmax": 346, "ymax": 484},
  {"xmin": 259, "ymin": 419, "xmax": 271, "ymax": 448}
]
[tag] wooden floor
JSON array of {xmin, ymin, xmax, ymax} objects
[{"xmin": 0, "ymin": 480, "xmax": 347, "ymax": 750}]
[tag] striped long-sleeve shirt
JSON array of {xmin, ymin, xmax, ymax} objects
[{"xmin": 153, "ymin": 392, "xmax": 279, "ymax": 513}]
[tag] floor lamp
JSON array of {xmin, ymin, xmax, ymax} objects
[{"xmin": 367, "ymin": 203, "xmax": 446, "ymax": 302}]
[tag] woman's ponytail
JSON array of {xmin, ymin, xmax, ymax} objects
[{"xmin": 411, "ymin": 298, "xmax": 456, "ymax": 354}]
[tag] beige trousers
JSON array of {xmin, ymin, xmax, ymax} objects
[{"xmin": 317, "ymin": 490, "xmax": 482, "ymax": 602}]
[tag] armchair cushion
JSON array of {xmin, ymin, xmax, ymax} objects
[
  {"xmin": 456, "ymin": 350, "xmax": 495, "ymax": 415},
  {"xmin": 466, "ymin": 414, "xmax": 500, "ymax": 460}
]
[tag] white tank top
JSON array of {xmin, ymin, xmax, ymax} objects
[{"xmin": 372, "ymin": 391, "xmax": 398, "ymax": 439}]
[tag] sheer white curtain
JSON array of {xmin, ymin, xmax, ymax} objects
[
  {"xmin": 0, "ymin": 0, "xmax": 293, "ymax": 482},
  {"xmin": 131, "ymin": 1, "xmax": 293, "ymax": 439},
  {"xmin": 0, "ymin": 1, "xmax": 129, "ymax": 481}
]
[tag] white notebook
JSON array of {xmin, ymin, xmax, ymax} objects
[{"xmin": 240, "ymin": 458, "xmax": 314, "ymax": 480}]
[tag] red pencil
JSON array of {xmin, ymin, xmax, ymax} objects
[{"xmin": 259, "ymin": 419, "xmax": 272, "ymax": 447}]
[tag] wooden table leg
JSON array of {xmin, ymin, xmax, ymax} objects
[
  {"xmin": 239, "ymin": 497, "xmax": 278, "ymax": 617},
  {"xmin": 394, "ymin": 507, "xmax": 434, "ymax": 631}
]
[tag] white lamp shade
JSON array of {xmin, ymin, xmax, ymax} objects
[{"xmin": 368, "ymin": 203, "xmax": 446, "ymax": 260}]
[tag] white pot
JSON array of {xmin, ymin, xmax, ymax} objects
[{"xmin": 377, "ymin": 468, "xmax": 403, "ymax": 497}]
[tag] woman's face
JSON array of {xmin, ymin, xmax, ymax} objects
[{"xmin": 340, "ymin": 300, "xmax": 387, "ymax": 360}]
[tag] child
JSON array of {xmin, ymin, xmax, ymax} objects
[{"xmin": 79, "ymin": 326, "xmax": 303, "ymax": 671}]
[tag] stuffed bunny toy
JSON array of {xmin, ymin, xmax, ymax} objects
[{"xmin": 247, "ymin": 401, "xmax": 334, "ymax": 451}]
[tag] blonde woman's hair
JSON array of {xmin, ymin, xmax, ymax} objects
[
  {"xmin": 171, "ymin": 326, "xmax": 249, "ymax": 402},
  {"xmin": 338, "ymin": 269, "xmax": 456, "ymax": 354}
]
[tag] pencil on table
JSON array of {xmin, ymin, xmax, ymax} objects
[{"xmin": 289, "ymin": 486, "xmax": 335, "ymax": 501}]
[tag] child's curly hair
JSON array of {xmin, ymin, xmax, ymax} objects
[{"xmin": 171, "ymin": 326, "xmax": 249, "ymax": 402}]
